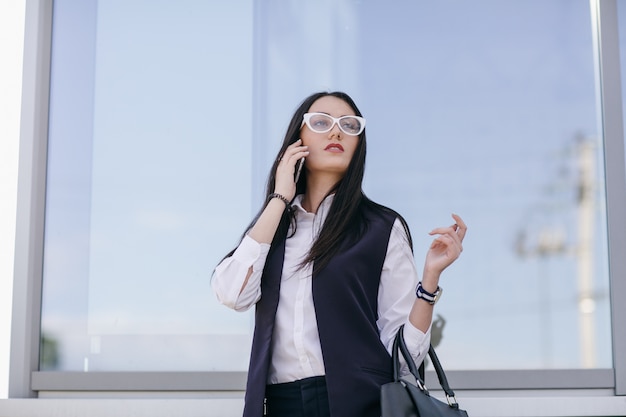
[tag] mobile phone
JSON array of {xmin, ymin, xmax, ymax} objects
[{"xmin": 294, "ymin": 157, "xmax": 305, "ymax": 183}]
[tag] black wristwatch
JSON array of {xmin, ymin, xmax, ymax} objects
[{"xmin": 415, "ymin": 281, "xmax": 443, "ymax": 305}]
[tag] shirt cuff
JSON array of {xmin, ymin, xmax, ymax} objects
[
  {"xmin": 232, "ymin": 234, "xmax": 270, "ymax": 265},
  {"xmin": 403, "ymin": 320, "xmax": 431, "ymax": 351}
]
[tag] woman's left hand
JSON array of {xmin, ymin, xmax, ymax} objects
[{"xmin": 424, "ymin": 213, "xmax": 467, "ymax": 276}]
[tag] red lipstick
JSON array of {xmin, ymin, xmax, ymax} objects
[{"xmin": 324, "ymin": 143, "xmax": 344, "ymax": 152}]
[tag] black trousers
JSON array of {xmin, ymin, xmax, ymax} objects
[{"xmin": 265, "ymin": 376, "xmax": 330, "ymax": 417}]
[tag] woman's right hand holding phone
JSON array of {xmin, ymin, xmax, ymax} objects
[
  {"xmin": 247, "ymin": 140, "xmax": 308, "ymax": 246},
  {"xmin": 275, "ymin": 139, "xmax": 308, "ymax": 201}
]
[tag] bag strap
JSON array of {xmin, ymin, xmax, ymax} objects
[
  {"xmin": 393, "ymin": 324, "xmax": 460, "ymax": 408},
  {"xmin": 392, "ymin": 325, "xmax": 421, "ymax": 380},
  {"xmin": 427, "ymin": 344, "xmax": 456, "ymax": 400}
]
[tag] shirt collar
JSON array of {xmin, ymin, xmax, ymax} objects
[
  {"xmin": 291, "ymin": 194, "xmax": 335, "ymax": 237},
  {"xmin": 292, "ymin": 193, "xmax": 335, "ymax": 215}
]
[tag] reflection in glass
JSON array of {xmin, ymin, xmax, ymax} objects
[{"xmin": 40, "ymin": 0, "xmax": 612, "ymax": 372}]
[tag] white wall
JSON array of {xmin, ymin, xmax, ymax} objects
[{"xmin": 0, "ymin": 0, "xmax": 26, "ymax": 400}]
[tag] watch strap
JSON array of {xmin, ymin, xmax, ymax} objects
[{"xmin": 416, "ymin": 281, "xmax": 442, "ymax": 305}]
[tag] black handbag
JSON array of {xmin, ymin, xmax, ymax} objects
[{"xmin": 381, "ymin": 325, "xmax": 469, "ymax": 417}]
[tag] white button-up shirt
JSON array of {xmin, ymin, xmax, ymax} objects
[{"xmin": 212, "ymin": 195, "xmax": 430, "ymax": 383}]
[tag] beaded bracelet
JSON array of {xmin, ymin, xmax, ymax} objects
[{"xmin": 268, "ymin": 192, "xmax": 290, "ymax": 208}]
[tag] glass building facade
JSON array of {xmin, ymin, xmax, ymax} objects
[{"xmin": 8, "ymin": 0, "xmax": 626, "ymax": 414}]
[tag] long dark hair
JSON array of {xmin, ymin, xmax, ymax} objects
[{"xmin": 222, "ymin": 91, "xmax": 412, "ymax": 271}]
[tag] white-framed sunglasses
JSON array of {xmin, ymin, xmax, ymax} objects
[{"xmin": 302, "ymin": 112, "xmax": 366, "ymax": 136}]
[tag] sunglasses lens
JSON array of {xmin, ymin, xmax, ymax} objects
[
  {"xmin": 307, "ymin": 114, "xmax": 334, "ymax": 133},
  {"xmin": 339, "ymin": 117, "xmax": 363, "ymax": 135}
]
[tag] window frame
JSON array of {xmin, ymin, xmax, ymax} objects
[{"xmin": 9, "ymin": 0, "xmax": 626, "ymax": 399}]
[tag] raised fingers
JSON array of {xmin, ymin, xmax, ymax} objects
[
  {"xmin": 429, "ymin": 214, "xmax": 466, "ymax": 248},
  {"xmin": 452, "ymin": 213, "xmax": 467, "ymax": 242},
  {"xmin": 279, "ymin": 139, "xmax": 308, "ymax": 164}
]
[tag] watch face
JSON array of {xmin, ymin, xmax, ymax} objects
[{"xmin": 433, "ymin": 287, "xmax": 443, "ymax": 304}]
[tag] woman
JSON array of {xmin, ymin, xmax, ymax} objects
[{"xmin": 212, "ymin": 91, "xmax": 466, "ymax": 417}]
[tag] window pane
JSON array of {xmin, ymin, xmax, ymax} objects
[
  {"xmin": 256, "ymin": 0, "xmax": 611, "ymax": 370},
  {"xmin": 41, "ymin": 0, "xmax": 612, "ymax": 372},
  {"xmin": 41, "ymin": 0, "xmax": 255, "ymax": 371}
]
